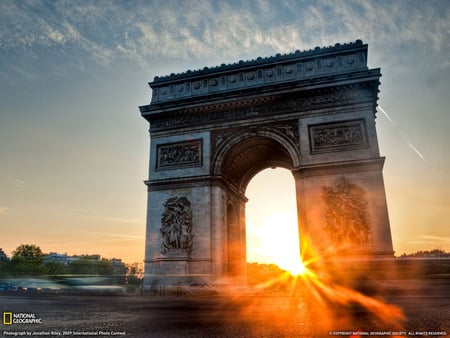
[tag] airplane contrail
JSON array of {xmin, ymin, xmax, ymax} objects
[{"xmin": 378, "ymin": 106, "xmax": 429, "ymax": 165}]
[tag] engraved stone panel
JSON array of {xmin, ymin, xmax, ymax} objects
[
  {"xmin": 322, "ymin": 177, "xmax": 370, "ymax": 246},
  {"xmin": 309, "ymin": 119, "xmax": 367, "ymax": 153},
  {"xmin": 160, "ymin": 196, "xmax": 194, "ymax": 256},
  {"xmin": 156, "ymin": 139, "xmax": 202, "ymax": 170}
]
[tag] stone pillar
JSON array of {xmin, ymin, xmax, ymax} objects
[
  {"xmin": 294, "ymin": 104, "xmax": 394, "ymax": 260},
  {"xmin": 294, "ymin": 160, "xmax": 394, "ymax": 258},
  {"xmin": 143, "ymin": 131, "xmax": 214, "ymax": 289},
  {"xmin": 143, "ymin": 186, "xmax": 214, "ymax": 289}
]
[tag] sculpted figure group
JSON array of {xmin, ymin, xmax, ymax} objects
[
  {"xmin": 160, "ymin": 196, "xmax": 194, "ymax": 255},
  {"xmin": 322, "ymin": 177, "xmax": 370, "ymax": 247}
]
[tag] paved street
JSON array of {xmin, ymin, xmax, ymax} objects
[{"xmin": 1, "ymin": 280, "xmax": 449, "ymax": 337}]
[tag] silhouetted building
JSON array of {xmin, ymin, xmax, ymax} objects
[
  {"xmin": 44, "ymin": 252, "xmax": 69, "ymax": 265},
  {"xmin": 44, "ymin": 252, "xmax": 106, "ymax": 265}
]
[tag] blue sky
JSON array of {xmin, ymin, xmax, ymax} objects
[{"xmin": 0, "ymin": 0, "xmax": 449, "ymax": 262}]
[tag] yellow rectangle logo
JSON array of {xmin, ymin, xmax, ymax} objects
[{"xmin": 3, "ymin": 312, "xmax": 12, "ymax": 325}]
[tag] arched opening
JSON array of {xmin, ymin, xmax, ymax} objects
[
  {"xmin": 216, "ymin": 134, "xmax": 302, "ymax": 279},
  {"xmin": 246, "ymin": 168, "xmax": 302, "ymax": 275}
]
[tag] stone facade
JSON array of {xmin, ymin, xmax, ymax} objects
[{"xmin": 139, "ymin": 40, "xmax": 394, "ymax": 288}]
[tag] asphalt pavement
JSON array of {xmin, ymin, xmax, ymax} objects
[{"xmin": 0, "ymin": 279, "xmax": 448, "ymax": 337}]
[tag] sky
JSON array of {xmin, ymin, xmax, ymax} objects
[{"xmin": 0, "ymin": 0, "xmax": 449, "ymax": 264}]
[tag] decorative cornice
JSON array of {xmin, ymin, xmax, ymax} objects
[
  {"xmin": 293, "ymin": 157, "xmax": 385, "ymax": 178},
  {"xmin": 143, "ymin": 40, "xmax": 370, "ymax": 106},
  {"xmin": 152, "ymin": 40, "xmax": 366, "ymax": 84},
  {"xmin": 145, "ymin": 176, "xmax": 247, "ymax": 202}
]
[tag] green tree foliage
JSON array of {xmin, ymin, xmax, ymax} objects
[
  {"xmin": 43, "ymin": 261, "xmax": 68, "ymax": 277},
  {"xmin": 112, "ymin": 261, "xmax": 127, "ymax": 284},
  {"xmin": 0, "ymin": 244, "xmax": 142, "ymax": 285},
  {"xmin": 10, "ymin": 244, "xmax": 44, "ymax": 276},
  {"xmin": 126, "ymin": 263, "xmax": 144, "ymax": 285},
  {"xmin": 0, "ymin": 259, "xmax": 10, "ymax": 278},
  {"xmin": 399, "ymin": 249, "xmax": 450, "ymax": 258},
  {"xmin": 12, "ymin": 244, "xmax": 43, "ymax": 259},
  {"xmin": 68, "ymin": 257, "xmax": 114, "ymax": 276}
]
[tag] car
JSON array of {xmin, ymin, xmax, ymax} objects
[{"xmin": 178, "ymin": 281, "xmax": 219, "ymax": 297}]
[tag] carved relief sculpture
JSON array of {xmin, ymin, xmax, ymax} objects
[
  {"xmin": 157, "ymin": 140, "xmax": 202, "ymax": 170},
  {"xmin": 309, "ymin": 120, "xmax": 367, "ymax": 153},
  {"xmin": 322, "ymin": 177, "xmax": 370, "ymax": 247},
  {"xmin": 160, "ymin": 197, "xmax": 194, "ymax": 255}
]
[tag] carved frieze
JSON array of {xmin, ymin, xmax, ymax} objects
[
  {"xmin": 160, "ymin": 196, "xmax": 194, "ymax": 256},
  {"xmin": 156, "ymin": 139, "xmax": 202, "ymax": 170},
  {"xmin": 309, "ymin": 119, "xmax": 368, "ymax": 153},
  {"xmin": 299, "ymin": 91, "xmax": 369, "ymax": 108},
  {"xmin": 322, "ymin": 177, "xmax": 370, "ymax": 246},
  {"xmin": 149, "ymin": 85, "xmax": 374, "ymax": 132}
]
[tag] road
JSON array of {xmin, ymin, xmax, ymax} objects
[{"xmin": 1, "ymin": 280, "xmax": 449, "ymax": 337}]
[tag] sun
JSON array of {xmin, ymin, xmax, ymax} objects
[
  {"xmin": 247, "ymin": 211, "xmax": 305, "ymax": 276},
  {"xmin": 285, "ymin": 259, "xmax": 307, "ymax": 276}
]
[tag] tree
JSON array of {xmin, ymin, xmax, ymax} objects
[
  {"xmin": 126, "ymin": 263, "xmax": 144, "ymax": 285},
  {"xmin": 12, "ymin": 244, "xmax": 43, "ymax": 259},
  {"xmin": 96, "ymin": 259, "xmax": 114, "ymax": 276},
  {"xmin": 10, "ymin": 244, "xmax": 44, "ymax": 276},
  {"xmin": 43, "ymin": 261, "xmax": 68, "ymax": 277},
  {"xmin": 69, "ymin": 257, "xmax": 114, "ymax": 276},
  {"xmin": 112, "ymin": 260, "xmax": 127, "ymax": 284},
  {"xmin": 0, "ymin": 259, "xmax": 11, "ymax": 278}
]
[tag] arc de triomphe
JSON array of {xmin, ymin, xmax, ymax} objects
[{"xmin": 139, "ymin": 40, "xmax": 394, "ymax": 287}]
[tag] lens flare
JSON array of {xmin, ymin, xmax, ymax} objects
[
  {"xmin": 240, "ymin": 236, "xmax": 406, "ymax": 336},
  {"xmin": 286, "ymin": 260, "xmax": 307, "ymax": 276}
]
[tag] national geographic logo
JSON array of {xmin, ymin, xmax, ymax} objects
[
  {"xmin": 3, "ymin": 312, "xmax": 12, "ymax": 325},
  {"xmin": 2, "ymin": 312, "xmax": 42, "ymax": 325}
]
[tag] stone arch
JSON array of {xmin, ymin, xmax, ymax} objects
[
  {"xmin": 140, "ymin": 41, "xmax": 395, "ymax": 287},
  {"xmin": 213, "ymin": 130, "xmax": 300, "ymax": 193}
]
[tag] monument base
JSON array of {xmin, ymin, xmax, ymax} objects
[{"xmin": 144, "ymin": 255, "xmax": 215, "ymax": 294}]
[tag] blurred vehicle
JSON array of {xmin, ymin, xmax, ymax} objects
[
  {"xmin": 178, "ymin": 281, "xmax": 219, "ymax": 297},
  {"xmin": 0, "ymin": 278, "xmax": 63, "ymax": 294},
  {"xmin": 60, "ymin": 277, "xmax": 126, "ymax": 295},
  {"xmin": 0, "ymin": 281, "xmax": 9, "ymax": 291}
]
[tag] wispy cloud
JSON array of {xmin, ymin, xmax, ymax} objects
[
  {"xmin": 0, "ymin": 206, "xmax": 13, "ymax": 215},
  {"xmin": 87, "ymin": 231, "xmax": 142, "ymax": 240},
  {"xmin": 410, "ymin": 235, "xmax": 450, "ymax": 246},
  {"xmin": 420, "ymin": 235, "xmax": 450, "ymax": 244},
  {"xmin": 1, "ymin": 0, "xmax": 448, "ymax": 77},
  {"xmin": 56, "ymin": 205, "xmax": 142, "ymax": 225},
  {"xmin": 14, "ymin": 178, "xmax": 25, "ymax": 186},
  {"xmin": 87, "ymin": 216, "xmax": 142, "ymax": 225}
]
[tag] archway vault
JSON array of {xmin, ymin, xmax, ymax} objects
[
  {"xmin": 214, "ymin": 132, "xmax": 299, "ymax": 193},
  {"xmin": 139, "ymin": 40, "xmax": 395, "ymax": 287}
]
